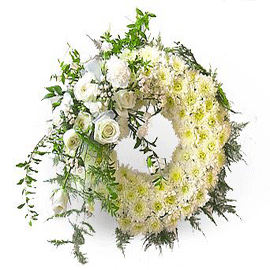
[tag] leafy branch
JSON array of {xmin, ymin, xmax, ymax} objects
[
  {"xmin": 143, "ymin": 229, "xmax": 178, "ymax": 253},
  {"xmin": 48, "ymin": 220, "xmax": 95, "ymax": 265},
  {"xmin": 16, "ymin": 135, "xmax": 49, "ymax": 226},
  {"xmin": 115, "ymin": 228, "xmax": 134, "ymax": 256}
]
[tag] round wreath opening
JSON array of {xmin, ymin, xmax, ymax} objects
[{"xmin": 16, "ymin": 8, "xmax": 246, "ymax": 264}]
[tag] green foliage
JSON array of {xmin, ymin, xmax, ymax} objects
[
  {"xmin": 48, "ymin": 220, "xmax": 95, "ymax": 265},
  {"xmin": 101, "ymin": 9, "xmax": 156, "ymax": 55},
  {"xmin": 115, "ymin": 228, "xmax": 134, "ymax": 256},
  {"xmin": 224, "ymin": 122, "xmax": 248, "ymax": 168},
  {"xmin": 16, "ymin": 135, "xmax": 49, "ymax": 225},
  {"xmin": 143, "ymin": 229, "xmax": 178, "ymax": 253},
  {"xmin": 51, "ymin": 44, "xmax": 84, "ymax": 85}
]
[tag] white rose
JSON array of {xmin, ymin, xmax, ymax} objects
[
  {"xmin": 101, "ymin": 41, "xmax": 113, "ymax": 52},
  {"xmin": 63, "ymin": 129, "xmax": 81, "ymax": 152},
  {"xmin": 74, "ymin": 72, "xmax": 99, "ymax": 102},
  {"xmin": 94, "ymin": 114, "xmax": 120, "ymax": 144},
  {"xmin": 106, "ymin": 56, "xmax": 131, "ymax": 88},
  {"xmin": 52, "ymin": 189, "xmax": 69, "ymax": 214},
  {"xmin": 74, "ymin": 112, "xmax": 92, "ymax": 133},
  {"xmin": 114, "ymin": 90, "xmax": 136, "ymax": 110}
]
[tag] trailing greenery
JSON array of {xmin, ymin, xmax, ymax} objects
[
  {"xmin": 48, "ymin": 221, "xmax": 95, "ymax": 264},
  {"xmin": 143, "ymin": 229, "xmax": 178, "ymax": 253},
  {"xmin": 115, "ymin": 228, "xmax": 134, "ymax": 256},
  {"xmin": 16, "ymin": 135, "xmax": 49, "ymax": 226}
]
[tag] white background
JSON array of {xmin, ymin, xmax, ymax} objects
[{"xmin": 1, "ymin": 0, "xmax": 270, "ymax": 269}]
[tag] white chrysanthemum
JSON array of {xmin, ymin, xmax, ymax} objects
[
  {"xmin": 139, "ymin": 46, "xmax": 160, "ymax": 63},
  {"xmin": 131, "ymin": 199, "xmax": 149, "ymax": 221},
  {"xmin": 157, "ymin": 66, "xmax": 171, "ymax": 86},
  {"xmin": 195, "ymin": 75, "xmax": 216, "ymax": 96},
  {"xmin": 170, "ymin": 55, "xmax": 187, "ymax": 73},
  {"xmin": 130, "ymin": 222, "xmax": 146, "ymax": 235},
  {"xmin": 120, "ymin": 48, "xmax": 137, "ymax": 61},
  {"xmin": 74, "ymin": 72, "xmax": 99, "ymax": 102},
  {"xmin": 179, "ymin": 180, "xmax": 196, "ymax": 200},
  {"xmin": 168, "ymin": 163, "xmax": 185, "ymax": 184},
  {"xmin": 106, "ymin": 56, "xmax": 131, "ymax": 88},
  {"xmin": 146, "ymin": 217, "xmax": 163, "ymax": 233}
]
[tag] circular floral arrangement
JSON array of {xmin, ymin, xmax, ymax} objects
[{"xmin": 17, "ymin": 9, "xmax": 246, "ymax": 264}]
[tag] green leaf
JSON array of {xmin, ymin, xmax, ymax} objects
[
  {"xmin": 16, "ymin": 162, "xmax": 27, "ymax": 168},
  {"xmin": 134, "ymin": 137, "xmax": 141, "ymax": 149},
  {"xmin": 17, "ymin": 178, "xmax": 25, "ymax": 185},
  {"xmin": 42, "ymin": 93, "xmax": 55, "ymax": 100},
  {"xmin": 136, "ymin": 8, "xmax": 143, "ymax": 16},
  {"xmin": 17, "ymin": 203, "xmax": 25, "ymax": 209},
  {"xmin": 147, "ymin": 157, "xmax": 153, "ymax": 168}
]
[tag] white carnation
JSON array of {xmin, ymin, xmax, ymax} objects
[
  {"xmin": 94, "ymin": 114, "xmax": 120, "ymax": 144},
  {"xmin": 106, "ymin": 56, "xmax": 131, "ymax": 88},
  {"xmin": 74, "ymin": 72, "xmax": 99, "ymax": 102},
  {"xmin": 84, "ymin": 101, "xmax": 103, "ymax": 117}
]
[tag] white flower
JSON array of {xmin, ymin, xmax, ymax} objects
[
  {"xmin": 137, "ymin": 124, "xmax": 148, "ymax": 139},
  {"xmin": 170, "ymin": 55, "xmax": 187, "ymax": 73},
  {"xmin": 94, "ymin": 114, "xmax": 120, "ymax": 144},
  {"xmin": 84, "ymin": 101, "xmax": 103, "ymax": 117},
  {"xmin": 52, "ymin": 92, "xmax": 73, "ymax": 126},
  {"xmin": 139, "ymin": 46, "xmax": 160, "ymax": 63},
  {"xmin": 52, "ymin": 189, "xmax": 69, "ymax": 214},
  {"xmin": 114, "ymin": 90, "xmax": 136, "ymax": 117},
  {"xmin": 106, "ymin": 56, "xmax": 131, "ymax": 88},
  {"xmin": 74, "ymin": 112, "xmax": 92, "ymax": 133},
  {"xmin": 63, "ymin": 129, "xmax": 81, "ymax": 152},
  {"xmin": 52, "ymin": 106, "xmax": 63, "ymax": 126},
  {"xmin": 84, "ymin": 59, "xmax": 102, "ymax": 82},
  {"xmin": 120, "ymin": 48, "xmax": 137, "ymax": 61},
  {"xmin": 74, "ymin": 72, "xmax": 99, "ymax": 102},
  {"xmin": 101, "ymin": 41, "xmax": 113, "ymax": 52},
  {"xmin": 62, "ymin": 92, "xmax": 73, "ymax": 108}
]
